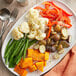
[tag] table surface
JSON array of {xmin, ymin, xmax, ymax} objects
[{"xmin": 0, "ymin": 0, "xmax": 76, "ymax": 76}]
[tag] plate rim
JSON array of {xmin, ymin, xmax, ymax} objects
[{"xmin": 1, "ymin": 0, "xmax": 76, "ymax": 76}]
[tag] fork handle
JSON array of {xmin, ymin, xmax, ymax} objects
[
  {"xmin": 0, "ymin": 22, "xmax": 5, "ymax": 39},
  {"xmin": 0, "ymin": 21, "xmax": 11, "ymax": 39}
]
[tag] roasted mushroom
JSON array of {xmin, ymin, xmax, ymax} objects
[
  {"xmin": 46, "ymin": 45, "xmax": 57, "ymax": 52},
  {"xmin": 61, "ymin": 28, "xmax": 68, "ymax": 39},
  {"xmin": 39, "ymin": 40, "xmax": 46, "ymax": 45},
  {"xmin": 47, "ymin": 38, "xmax": 51, "ymax": 45},
  {"xmin": 55, "ymin": 41, "xmax": 59, "ymax": 45},
  {"xmin": 60, "ymin": 41, "xmax": 70, "ymax": 48},
  {"xmin": 51, "ymin": 31, "xmax": 57, "ymax": 35},
  {"xmin": 46, "ymin": 45, "xmax": 51, "ymax": 51},
  {"xmin": 51, "ymin": 34, "xmax": 60, "ymax": 41},
  {"xmin": 51, "ymin": 45, "xmax": 57, "ymax": 52},
  {"xmin": 47, "ymin": 38, "xmax": 55, "ymax": 46},
  {"xmin": 54, "ymin": 24, "xmax": 61, "ymax": 32},
  {"xmin": 57, "ymin": 44, "xmax": 63, "ymax": 51}
]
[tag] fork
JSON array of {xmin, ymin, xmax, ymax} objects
[{"xmin": 0, "ymin": 8, "xmax": 19, "ymax": 46}]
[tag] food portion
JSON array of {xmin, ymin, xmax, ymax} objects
[{"xmin": 4, "ymin": 1, "xmax": 72, "ymax": 76}]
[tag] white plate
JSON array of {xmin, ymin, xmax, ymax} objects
[{"xmin": 1, "ymin": 0, "xmax": 76, "ymax": 76}]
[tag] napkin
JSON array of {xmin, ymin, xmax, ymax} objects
[{"xmin": 44, "ymin": 45, "xmax": 76, "ymax": 76}]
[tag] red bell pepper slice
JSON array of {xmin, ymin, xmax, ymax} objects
[
  {"xmin": 34, "ymin": 6, "xmax": 44, "ymax": 10},
  {"xmin": 48, "ymin": 1, "xmax": 72, "ymax": 16},
  {"xmin": 45, "ymin": 26, "xmax": 51, "ymax": 39},
  {"xmin": 40, "ymin": 11, "xmax": 55, "ymax": 19},
  {"xmin": 61, "ymin": 15, "xmax": 71, "ymax": 24},
  {"xmin": 46, "ymin": 21, "xmax": 58, "ymax": 39}
]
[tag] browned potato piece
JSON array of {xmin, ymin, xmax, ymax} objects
[
  {"xmin": 57, "ymin": 44, "xmax": 63, "ymax": 51},
  {"xmin": 47, "ymin": 38, "xmax": 55, "ymax": 46},
  {"xmin": 51, "ymin": 45, "xmax": 57, "ymax": 52},
  {"xmin": 55, "ymin": 41, "xmax": 59, "ymax": 45},
  {"xmin": 47, "ymin": 38, "xmax": 51, "ymax": 44},
  {"xmin": 61, "ymin": 36, "xmax": 68, "ymax": 40},
  {"xmin": 51, "ymin": 34, "xmax": 60, "ymax": 41},
  {"xmin": 54, "ymin": 24, "xmax": 61, "ymax": 32},
  {"xmin": 60, "ymin": 41, "xmax": 70, "ymax": 48},
  {"xmin": 46, "ymin": 45, "xmax": 51, "ymax": 51},
  {"xmin": 61, "ymin": 28, "xmax": 68, "ymax": 39},
  {"xmin": 51, "ymin": 31, "xmax": 57, "ymax": 35},
  {"xmin": 39, "ymin": 40, "xmax": 46, "ymax": 45},
  {"xmin": 46, "ymin": 45, "xmax": 57, "ymax": 52}
]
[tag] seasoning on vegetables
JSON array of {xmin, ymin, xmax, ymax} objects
[{"xmin": 39, "ymin": 45, "xmax": 46, "ymax": 53}]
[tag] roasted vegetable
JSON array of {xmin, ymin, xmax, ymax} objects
[
  {"xmin": 39, "ymin": 45, "xmax": 46, "ymax": 53},
  {"xmin": 47, "ymin": 38, "xmax": 51, "ymax": 45},
  {"xmin": 51, "ymin": 34, "xmax": 60, "ymax": 41},
  {"xmin": 45, "ymin": 52, "xmax": 49, "ymax": 60},
  {"xmin": 29, "ymin": 65, "xmax": 37, "ymax": 72},
  {"xmin": 34, "ymin": 44, "xmax": 39, "ymax": 49},
  {"xmin": 28, "ymin": 49, "xmax": 45, "ymax": 61},
  {"xmin": 20, "ymin": 58, "xmax": 33, "ymax": 68},
  {"xmin": 51, "ymin": 45, "xmax": 57, "ymax": 52},
  {"xmin": 61, "ymin": 28, "xmax": 68, "ymax": 38},
  {"xmin": 4, "ymin": 40, "xmax": 17, "ymax": 58},
  {"xmin": 15, "ymin": 44, "xmax": 25, "ymax": 64},
  {"xmin": 39, "ymin": 40, "xmax": 46, "ymax": 45},
  {"xmin": 60, "ymin": 41, "xmax": 70, "ymax": 48},
  {"xmin": 51, "ymin": 26, "xmax": 54, "ymax": 32},
  {"xmin": 36, "ymin": 62, "xmax": 44, "ymax": 72},
  {"xmin": 28, "ymin": 39, "xmax": 38, "ymax": 48},
  {"xmin": 46, "ymin": 45, "xmax": 51, "ymax": 51},
  {"xmin": 55, "ymin": 41, "xmax": 59, "ymax": 45},
  {"xmin": 23, "ymin": 38, "xmax": 29, "ymax": 59},
  {"xmin": 57, "ymin": 44, "xmax": 63, "ymax": 51},
  {"xmin": 54, "ymin": 24, "xmax": 61, "ymax": 32},
  {"xmin": 61, "ymin": 36, "xmax": 68, "ymax": 40},
  {"xmin": 14, "ymin": 65, "xmax": 28, "ymax": 76},
  {"xmin": 9, "ymin": 39, "xmax": 24, "ymax": 63},
  {"xmin": 47, "ymin": 38, "xmax": 55, "ymax": 46},
  {"xmin": 4, "ymin": 38, "xmax": 12, "ymax": 56},
  {"xmin": 51, "ymin": 31, "xmax": 57, "ymax": 35}
]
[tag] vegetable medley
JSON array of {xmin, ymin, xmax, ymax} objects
[{"xmin": 4, "ymin": 1, "xmax": 72, "ymax": 76}]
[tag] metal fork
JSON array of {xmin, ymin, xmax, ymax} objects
[
  {"xmin": 0, "ymin": 8, "xmax": 19, "ymax": 46},
  {"xmin": 0, "ymin": 8, "xmax": 19, "ymax": 39}
]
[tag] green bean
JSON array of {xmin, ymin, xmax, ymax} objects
[
  {"xmin": 28, "ymin": 39, "xmax": 37, "ymax": 48},
  {"xmin": 15, "ymin": 44, "xmax": 25, "ymax": 64},
  {"xmin": 9, "ymin": 58, "xmax": 15, "ymax": 68},
  {"xmin": 4, "ymin": 40, "xmax": 16, "ymax": 58},
  {"xmin": 16, "ymin": 57, "xmax": 22, "ymax": 65},
  {"xmin": 4, "ymin": 38, "xmax": 12, "ymax": 56},
  {"xmin": 23, "ymin": 38, "xmax": 29, "ymax": 59},
  {"xmin": 14, "ymin": 39, "xmax": 25, "ymax": 56},
  {"xmin": 9, "ymin": 39, "xmax": 24, "ymax": 62}
]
